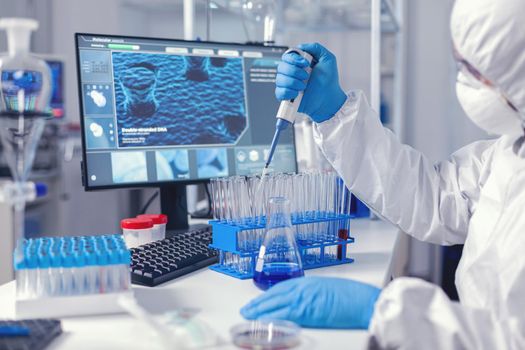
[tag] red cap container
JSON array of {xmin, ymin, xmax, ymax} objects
[
  {"xmin": 120, "ymin": 218, "xmax": 154, "ymax": 230},
  {"xmin": 136, "ymin": 214, "xmax": 168, "ymax": 225}
]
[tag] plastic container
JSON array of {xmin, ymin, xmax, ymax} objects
[
  {"xmin": 121, "ymin": 218, "xmax": 154, "ymax": 248},
  {"xmin": 230, "ymin": 320, "xmax": 301, "ymax": 350},
  {"xmin": 136, "ymin": 214, "xmax": 168, "ymax": 241}
]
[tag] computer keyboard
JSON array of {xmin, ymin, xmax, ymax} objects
[
  {"xmin": 0, "ymin": 319, "xmax": 62, "ymax": 350},
  {"xmin": 130, "ymin": 225, "xmax": 218, "ymax": 287}
]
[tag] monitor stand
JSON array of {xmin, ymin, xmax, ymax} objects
[{"xmin": 160, "ymin": 183, "xmax": 189, "ymax": 231}]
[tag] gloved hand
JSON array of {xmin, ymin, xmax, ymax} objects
[
  {"xmin": 240, "ymin": 276, "xmax": 381, "ymax": 329},
  {"xmin": 275, "ymin": 43, "xmax": 347, "ymax": 123}
]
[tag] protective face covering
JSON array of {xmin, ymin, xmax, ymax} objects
[
  {"xmin": 456, "ymin": 71, "xmax": 524, "ymax": 137},
  {"xmin": 451, "ymin": 0, "xmax": 525, "ymax": 138}
]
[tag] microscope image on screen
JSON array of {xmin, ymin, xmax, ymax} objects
[
  {"xmin": 112, "ymin": 52, "xmax": 248, "ymax": 148},
  {"xmin": 111, "ymin": 151, "xmax": 148, "ymax": 184},
  {"xmin": 83, "ymin": 84, "xmax": 114, "ymax": 115},
  {"xmin": 196, "ymin": 148, "xmax": 229, "ymax": 178},
  {"xmin": 155, "ymin": 149, "xmax": 190, "ymax": 181}
]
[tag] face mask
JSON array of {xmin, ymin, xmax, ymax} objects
[{"xmin": 456, "ymin": 71, "xmax": 524, "ymax": 136}]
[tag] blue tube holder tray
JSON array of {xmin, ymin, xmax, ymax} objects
[{"xmin": 208, "ymin": 214, "xmax": 355, "ymax": 279}]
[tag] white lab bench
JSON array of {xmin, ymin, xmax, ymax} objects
[{"xmin": 0, "ymin": 219, "xmax": 399, "ymax": 350}]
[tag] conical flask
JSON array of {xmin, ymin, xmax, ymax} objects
[
  {"xmin": 0, "ymin": 18, "xmax": 51, "ymax": 267},
  {"xmin": 253, "ymin": 197, "xmax": 304, "ymax": 290}
]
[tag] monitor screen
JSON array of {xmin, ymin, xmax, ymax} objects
[{"xmin": 75, "ymin": 33, "xmax": 297, "ymax": 189}]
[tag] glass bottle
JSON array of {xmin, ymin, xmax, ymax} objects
[
  {"xmin": 0, "ymin": 18, "xmax": 51, "ymax": 277},
  {"xmin": 241, "ymin": 0, "xmax": 276, "ymax": 45},
  {"xmin": 253, "ymin": 197, "xmax": 304, "ymax": 290}
]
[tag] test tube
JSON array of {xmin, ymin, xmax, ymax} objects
[
  {"xmin": 108, "ymin": 249, "xmax": 121, "ymax": 293},
  {"xmin": 14, "ymin": 247, "xmax": 28, "ymax": 300},
  {"xmin": 73, "ymin": 251, "xmax": 86, "ymax": 295},
  {"xmin": 97, "ymin": 249, "xmax": 109, "ymax": 294},
  {"xmin": 26, "ymin": 250, "xmax": 38, "ymax": 300},
  {"xmin": 37, "ymin": 244, "xmax": 51, "ymax": 298},
  {"xmin": 85, "ymin": 251, "xmax": 98, "ymax": 294},
  {"xmin": 61, "ymin": 249, "xmax": 74, "ymax": 296},
  {"xmin": 247, "ymin": 176, "xmax": 260, "ymax": 224},
  {"xmin": 119, "ymin": 249, "xmax": 131, "ymax": 291},
  {"xmin": 236, "ymin": 176, "xmax": 252, "ymax": 225},
  {"xmin": 225, "ymin": 178, "xmax": 235, "ymax": 225}
]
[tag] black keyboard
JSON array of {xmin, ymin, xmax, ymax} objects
[
  {"xmin": 0, "ymin": 319, "xmax": 62, "ymax": 350},
  {"xmin": 130, "ymin": 225, "xmax": 218, "ymax": 287}
]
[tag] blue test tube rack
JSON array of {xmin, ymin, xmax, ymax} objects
[{"xmin": 208, "ymin": 214, "xmax": 355, "ymax": 279}]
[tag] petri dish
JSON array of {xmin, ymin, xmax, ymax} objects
[{"xmin": 230, "ymin": 320, "xmax": 301, "ymax": 350}]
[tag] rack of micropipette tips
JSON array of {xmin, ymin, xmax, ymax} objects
[
  {"xmin": 14, "ymin": 234, "xmax": 133, "ymax": 318},
  {"xmin": 208, "ymin": 171, "xmax": 355, "ymax": 279}
]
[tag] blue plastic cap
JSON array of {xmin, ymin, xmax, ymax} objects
[
  {"xmin": 26, "ymin": 254, "xmax": 38, "ymax": 269},
  {"xmin": 85, "ymin": 252, "xmax": 97, "ymax": 266},
  {"xmin": 38, "ymin": 251, "xmax": 51, "ymax": 268},
  {"xmin": 120, "ymin": 249, "xmax": 131, "ymax": 265},
  {"xmin": 97, "ymin": 251, "xmax": 109, "ymax": 266},
  {"xmin": 13, "ymin": 251, "xmax": 26, "ymax": 270},
  {"xmin": 62, "ymin": 252, "xmax": 74, "ymax": 268},
  {"xmin": 74, "ymin": 252, "xmax": 86, "ymax": 267},
  {"xmin": 35, "ymin": 182, "xmax": 47, "ymax": 198},
  {"xmin": 109, "ymin": 250, "xmax": 120, "ymax": 265},
  {"xmin": 14, "ymin": 260, "xmax": 26, "ymax": 270},
  {"xmin": 50, "ymin": 252, "xmax": 61, "ymax": 267}
]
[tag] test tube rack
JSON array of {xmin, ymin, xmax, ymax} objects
[
  {"xmin": 208, "ymin": 214, "xmax": 355, "ymax": 279},
  {"xmin": 14, "ymin": 234, "xmax": 133, "ymax": 319}
]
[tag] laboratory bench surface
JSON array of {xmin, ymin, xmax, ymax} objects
[{"xmin": 0, "ymin": 218, "xmax": 400, "ymax": 350}]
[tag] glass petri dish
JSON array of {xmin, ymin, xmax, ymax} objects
[{"xmin": 230, "ymin": 320, "xmax": 301, "ymax": 350}]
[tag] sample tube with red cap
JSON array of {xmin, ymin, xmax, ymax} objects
[
  {"xmin": 120, "ymin": 218, "xmax": 154, "ymax": 248},
  {"xmin": 136, "ymin": 214, "xmax": 168, "ymax": 241}
]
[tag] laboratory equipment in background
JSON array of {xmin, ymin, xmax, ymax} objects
[
  {"xmin": 0, "ymin": 40, "xmax": 64, "ymax": 286},
  {"xmin": 0, "ymin": 17, "xmax": 52, "ymax": 284},
  {"xmin": 130, "ymin": 225, "xmax": 218, "ymax": 287},
  {"xmin": 14, "ymin": 234, "xmax": 132, "ymax": 318},
  {"xmin": 209, "ymin": 171, "xmax": 354, "ymax": 279},
  {"xmin": 0, "ymin": 59, "xmax": 64, "ymax": 176},
  {"xmin": 241, "ymin": 0, "xmax": 277, "ymax": 45},
  {"xmin": 230, "ymin": 320, "xmax": 301, "ymax": 350},
  {"xmin": 75, "ymin": 33, "xmax": 298, "ymax": 231},
  {"xmin": 253, "ymin": 197, "xmax": 304, "ymax": 290},
  {"xmin": 0, "ymin": 319, "xmax": 62, "ymax": 350}
]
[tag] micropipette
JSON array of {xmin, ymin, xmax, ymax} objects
[{"xmin": 263, "ymin": 48, "xmax": 314, "ymax": 176}]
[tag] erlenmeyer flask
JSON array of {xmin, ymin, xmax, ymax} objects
[{"xmin": 253, "ymin": 197, "xmax": 304, "ymax": 290}]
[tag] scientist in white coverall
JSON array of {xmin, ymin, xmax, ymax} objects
[{"xmin": 241, "ymin": 0, "xmax": 525, "ymax": 348}]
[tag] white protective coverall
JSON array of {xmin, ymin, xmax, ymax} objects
[{"xmin": 312, "ymin": 0, "xmax": 525, "ymax": 348}]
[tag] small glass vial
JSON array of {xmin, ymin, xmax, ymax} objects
[
  {"xmin": 136, "ymin": 214, "xmax": 168, "ymax": 241},
  {"xmin": 121, "ymin": 218, "xmax": 154, "ymax": 248}
]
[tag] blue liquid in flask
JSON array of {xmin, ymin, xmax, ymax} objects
[{"xmin": 253, "ymin": 262, "xmax": 304, "ymax": 290}]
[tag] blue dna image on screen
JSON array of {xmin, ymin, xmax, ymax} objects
[{"xmin": 112, "ymin": 52, "xmax": 248, "ymax": 148}]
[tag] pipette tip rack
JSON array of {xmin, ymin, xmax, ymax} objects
[{"xmin": 209, "ymin": 213, "xmax": 355, "ymax": 279}]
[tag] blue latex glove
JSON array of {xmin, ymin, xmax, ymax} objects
[
  {"xmin": 240, "ymin": 276, "xmax": 381, "ymax": 329},
  {"xmin": 275, "ymin": 43, "xmax": 347, "ymax": 123}
]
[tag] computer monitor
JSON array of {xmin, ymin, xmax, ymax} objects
[{"xmin": 75, "ymin": 33, "xmax": 298, "ymax": 228}]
